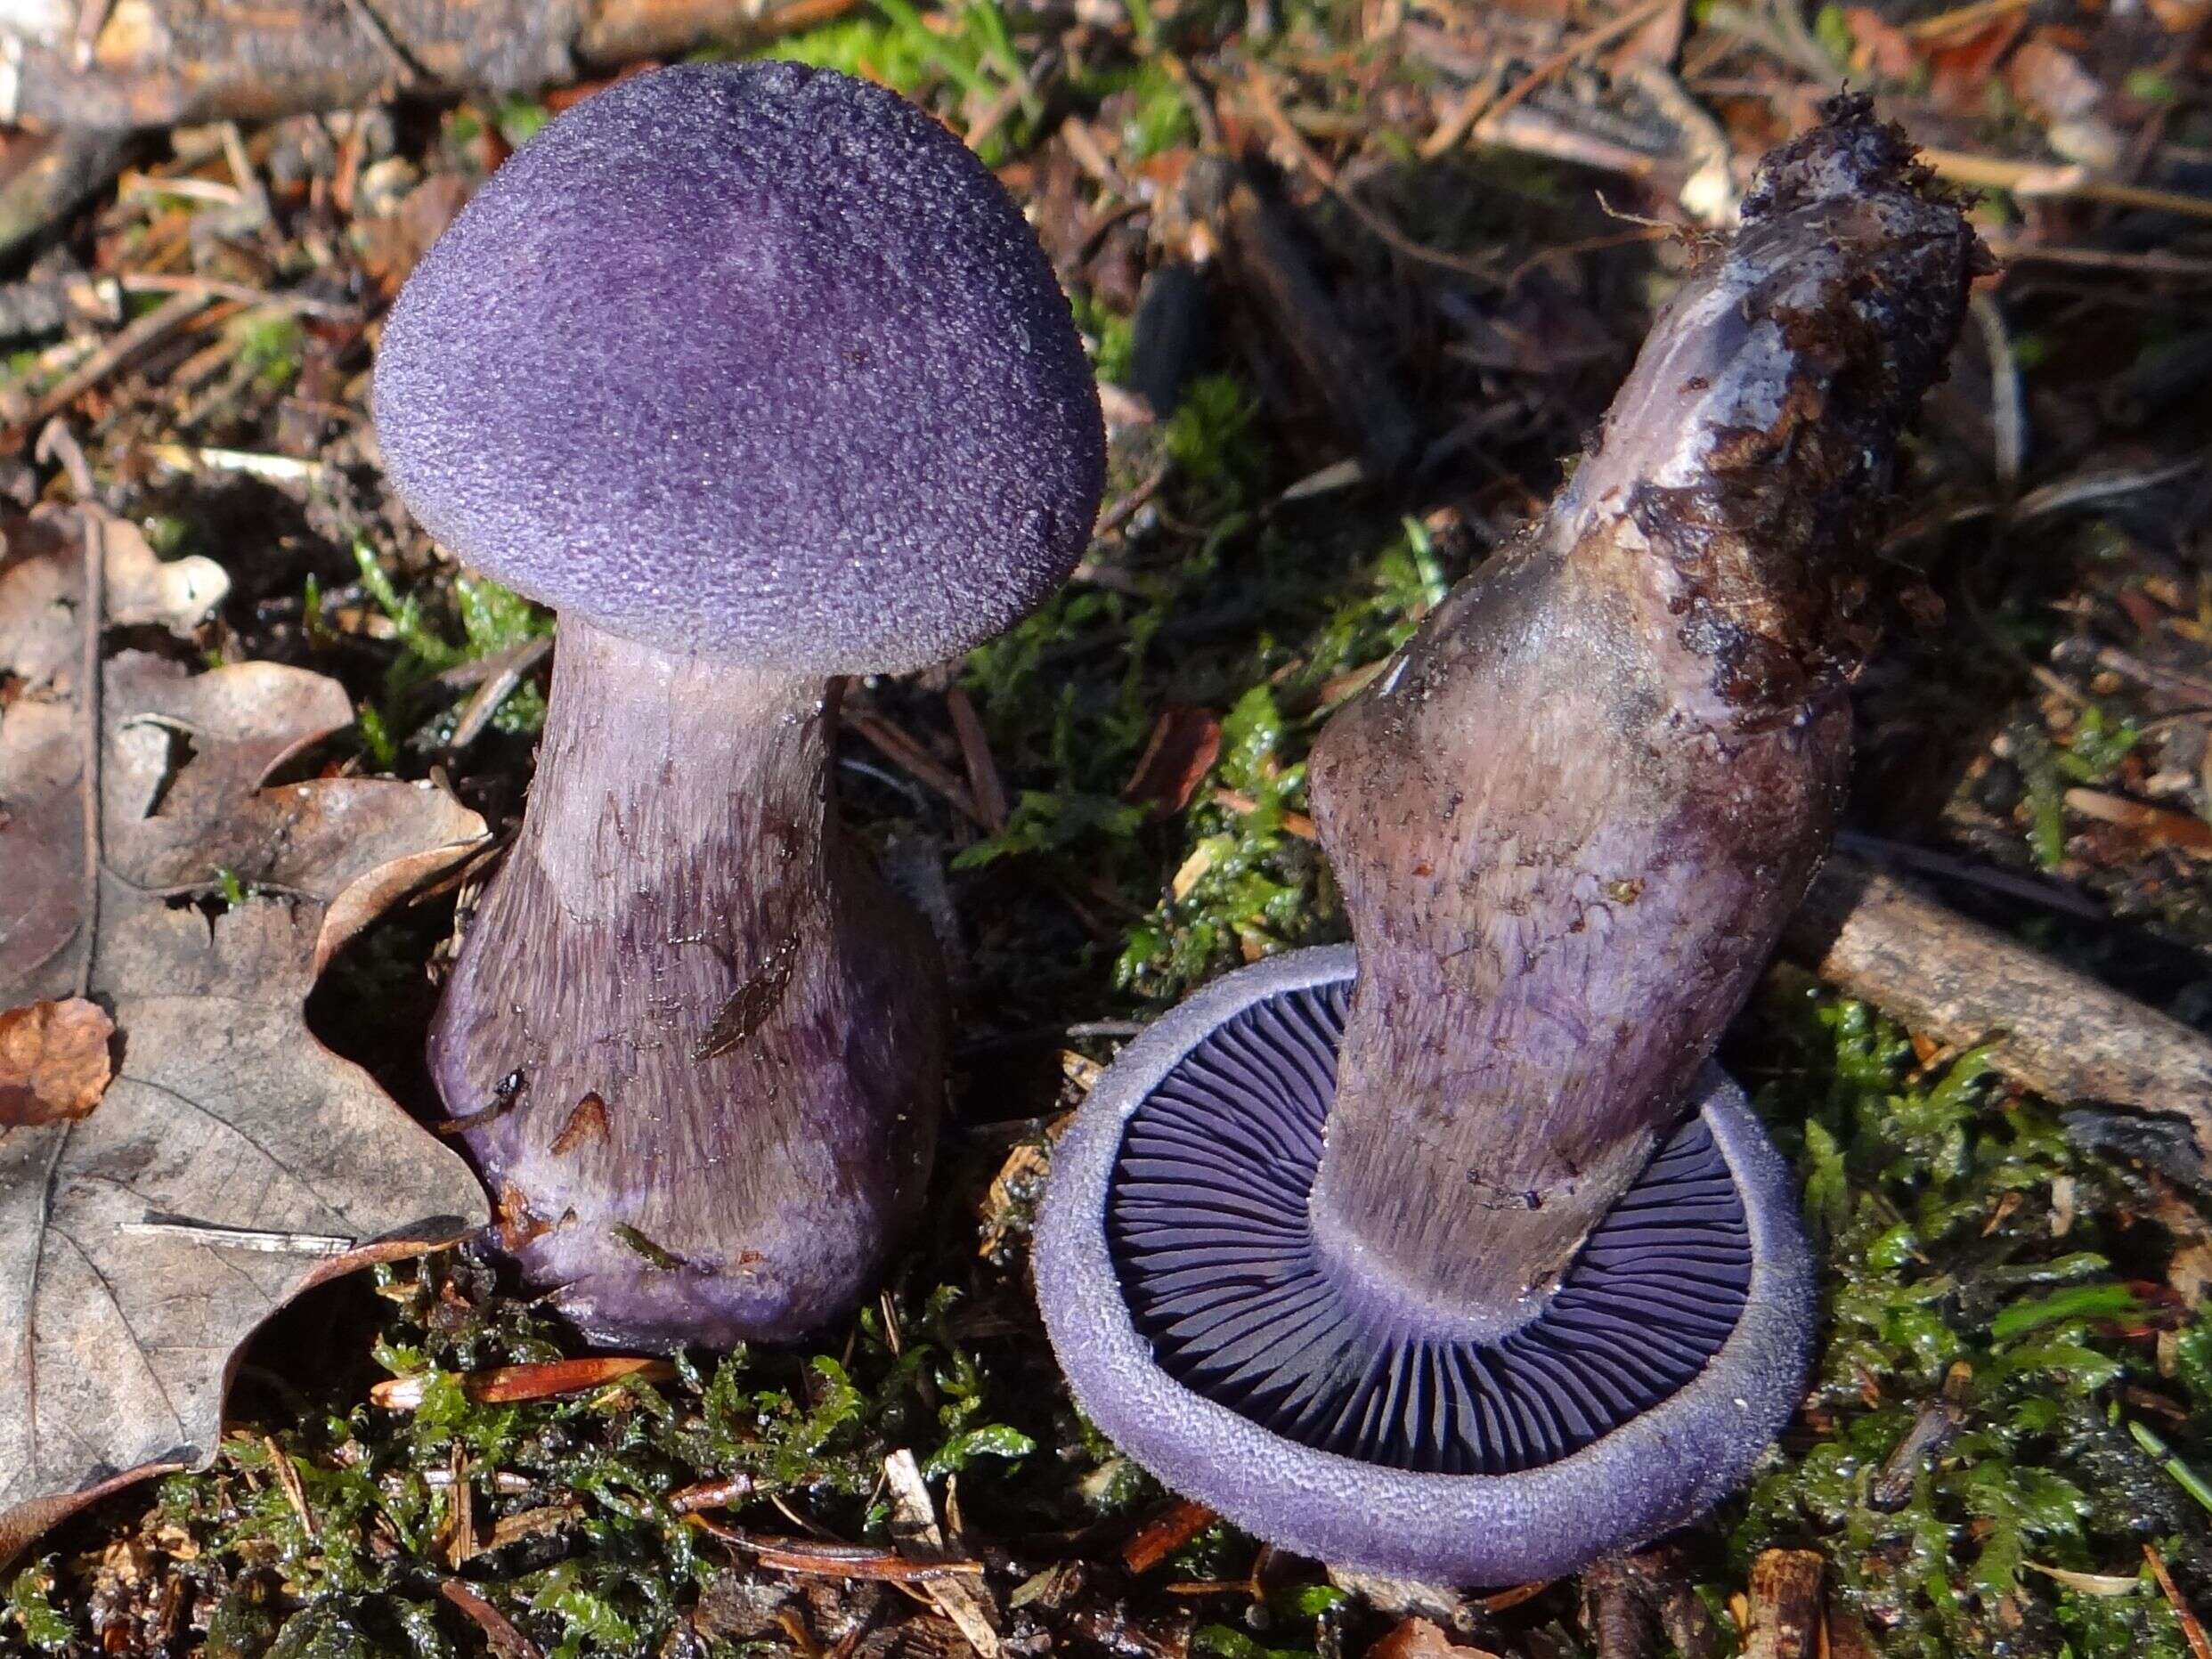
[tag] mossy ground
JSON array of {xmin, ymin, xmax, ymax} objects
[{"xmin": 6, "ymin": 0, "xmax": 2212, "ymax": 1652}]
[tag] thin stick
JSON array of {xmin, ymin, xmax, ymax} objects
[
  {"xmin": 120, "ymin": 1218, "xmax": 357, "ymax": 1255},
  {"xmin": 687, "ymin": 1515, "xmax": 987, "ymax": 1582},
  {"xmin": 2145, "ymin": 1544, "xmax": 2212, "ymax": 1659},
  {"xmin": 1786, "ymin": 855, "xmax": 2212, "ymax": 1183},
  {"xmin": 1241, "ymin": 67, "xmax": 1500, "ymax": 283},
  {"xmin": 1905, "ymin": 0, "xmax": 2033, "ymax": 38},
  {"xmin": 1470, "ymin": 0, "xmax": 1677, "ymax": 140},
  {"xmin": 263, "ymin": 1435, "xmax": 319, "ymax": 1539},
  {"xmin": 1988, "ymin": 240, "xmax": 2212, "ymax": 280},
  {"xmin": 447, "ymin": 637, "xmax": 552, "ymax": 753},
  {"xmin": 668, "ymin": 1473, "xmax": 756, "ymax": 1514},
  {"xmin": 1921, "ymin": 148, "xmax": 2212, "ymax": 222},
  {"xmin": 17, "ymin": 290, "xmax": 211, "ymax": 427},
  {"xmin": 118, "ymin": 272, "xmax": 362, "ymax": 320},
  {"xmin": 440, "ymin": 1581, "xmax": 543, "ymax": 1659},
  {"xmin": 29, "ymin": 425, "xmax": 105, "ymax": 1000},
  {"xmin": 370, "ymin": 1357, "xmax": 674, "ymax": 1410},
  {"xmin": 945, "ymin": 687, "xmax": 1009, "ymax": 832},
  {"xmin": 845, "ymin": 712, "xmax": 984, "ymax": 825}
]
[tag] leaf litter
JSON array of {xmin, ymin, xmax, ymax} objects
[
  {"xmin": 5, "ymin": 0, "xmax": 2212, "ymax": 1649},
  {"xmin": 0, "ymin": 503, "xmax": 490, "ymax": 1559}
]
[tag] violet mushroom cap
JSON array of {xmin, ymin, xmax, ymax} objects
[
  {"xmin": 1034, "ymin": 946, "xmax": 1815, "ymax": 1583},
  {"xmin": 1034, "ymin": 100, "xmax": 1980, "ymax": 1579},
  {"xmin": 373, "ymin": 61, "xmax": 1103, "ymax": 1349},
  {"xmin": 375, "ymin": 60, "xmax": 1100, "ymax": 677}
]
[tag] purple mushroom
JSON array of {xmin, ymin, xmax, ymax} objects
[
  {"xmin": 1036, "ymin": 102, "xmax": 1980, "ymax": 1581},
  {"xmin": 373, "ymin": 61, "xmax": 1104, "ymax": 1349}
]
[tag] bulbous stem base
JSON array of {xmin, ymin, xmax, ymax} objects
[{"xmin": 428, "ymin": 617, "xmax": 946, "ymax": 1348}]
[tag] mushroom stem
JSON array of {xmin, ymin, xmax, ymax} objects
[
  {"xmin": 1305, "ymin": 106, "xmax": 1981, "ymax": 1324},
  {"xmin": 428, "ymin": 616, "xmax": 945, "ymax": 1348}
]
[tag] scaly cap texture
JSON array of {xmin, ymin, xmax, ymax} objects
[{"xmin": 375, "ymin": 61, "xmax": 1104, "ymax": 674}]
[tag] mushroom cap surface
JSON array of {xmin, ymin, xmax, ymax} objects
[
  {"xmin": 373, "ymin": 61, "xmax": 1104, "ymax": 675},
  {"xmin": 1034, "ymin": 946, "xmax": 1815, "ymax": 1584}
]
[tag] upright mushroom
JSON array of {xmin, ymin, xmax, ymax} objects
[
  {"xmin": 374, "ymin": 62, "xmax": 1104, "ymax": 1348},
  {"xmin": 1037, "ymin": 102, "xmax": 1980, "ymax": 1580}
]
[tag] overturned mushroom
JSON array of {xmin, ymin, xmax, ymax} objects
[
  {"xmin": 1037, "ymin": 102, "xmax": 1980, "ymax": 1580},
  {"xmin": 375, "ymin": 62, "xmax": 1104, "ymax": 1348}
]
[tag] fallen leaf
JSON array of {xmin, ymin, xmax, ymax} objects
[
  {"xmin": 2065, "ymin": 787, "xmax": 2212, "ymax": 858},
  {"xmin": 0, "ymin": 505, "xmax": 492, "ymax": 1563},
  {"xmin": 2007, "ymin": 33, "xmax": 2105, "ymax": 122},
  {"xmin": 370, "ymin": 1356, "xmax": 675, "ymax": 1410},
  {"xmin": 1124, "ymin": 705, "xmax": 1223, "ymax": 813},
  {"xmin": 1927, "ymin": 16, "xmax": 2030, "ymax": 115},
  {"xmin": 1842, "ymin": 6, "xmax": 1916, "ymax": 79},
  {"xmin": 359, "ymin": 174, "xmax": 473, "ymax": 298},
  {"xmin": 0, "ymin": 997, "xmax": 115, "ymax": 1125},
  {"xmin": 1121, "ymin": 1497, "xmax": 1216, "ymax": 1575},
  {"xmin": 1366, "ymin": 1618, "xmax": 1504, "ymax": 1659}
]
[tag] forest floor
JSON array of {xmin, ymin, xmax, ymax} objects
[{"xmin": 4, "ymin": 0, "xmax": 2212, "ymax": 1653}]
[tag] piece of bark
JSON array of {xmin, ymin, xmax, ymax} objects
[
  {"xmin": 0, "ymin": 271, "xmax": 120, "ymax": 344},
  {"xmin": 0, "ymin": 126, "xmax": 131, "ymax": 263},
  {"xmin": 1125, "ymin": 261, "xmax": 1210, "ymax": 421},
  {"xmin": 1743, "ymin": 1550, "xmax": 1822, "ymax": 1659},
  {"xmin": 1643, "ymin": 1565, "xmax": 1720, "ymax": 1659},
  {"xmin": 5, "ymin": 0, "xmax": 854, "ymax": 131},
  {"xmin": 1787, "ymin": 853, "xmax": 2212, "ymax": 1186},
  {"xmin": 882, "ymin": 1448, "xmax": 1000, "ymax": 1659},
  {"xmin": 1579, "ymin": 1557, "xmax": 1655, "ymax": 1659},
  {"xmin": 1190, "ymin": 157, "xmax": 1419, "ymax": 476},
  {"xmin": 1122, "ymin": 1498, "xmax": 1216, "ymax": 1575},
  {"xmin": 1866, "ymin": 1397, "xmax": 1962, "ymax": 1511}
]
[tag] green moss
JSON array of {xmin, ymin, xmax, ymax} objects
[
  {"xmin": 761, "ymin": 0, "xmax": 1041, "ymax": 165},
  {"xmin": 347, "ymin": 539, "xmax": 554, "ymax": 760},
  {"xmin": 4, "ymin": 1563, "xmax": 75, "ymax": 1653},
  {"xmin": 93, "ymin": 1255, "xmax": 1102, "ymax": 1655},
  {"xmin": 1728, "ymin": 980, "xmax": 2209, "ymax": 1655},
  {"xmin": 233, "ymin": 314, "xmax": 306, "ymax": 395}
]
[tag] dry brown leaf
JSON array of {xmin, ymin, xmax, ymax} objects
[
  {"xmin": 1125, "ymin": 704, "xmax": 1223, "ymax": 814},
  {"xmin": 0, "ymin": 997, "xmax": 115, "ymax": 1125},
  {"xmin": 1841, "ymin": 6, "xmax": 1917, "ymax": 79},
  {"xmin": 0, "ymin": 505, "xmax": 492, "ymax": 1562},
  {"xmin": 1366, "ymin": 1618, "xmax": 1503, "ymax": 1659}
]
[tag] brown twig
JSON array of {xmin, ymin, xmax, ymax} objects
[
  {"xmin": 2146, "ymin": 1544, "xmax": 2212, "ymax": 1659},
  {"xmin": 28, "ymin": 428, "xmax": 103, "ymax": 1003},
  {"xmin": 447, "ymin": 637, "xmax": 552, "ymax": 754},
  {"xmin": 1240, "ymin": 66, "xmax": 1500, "ymax": 286},
  {"xmin": 1580, "ymin": 1557, "xmax": 1656, "ymax": 1659},
  {"xmin": 1467, "ymin": 0, "xmax": 1677, "ymax": 143},
  {"xmin": 1200, "ymin": 154, "xmax": 1423, "ymax": 473},
  {"xmin": 945, "ymin": 687, "xmax": 1009, "ymax": 833},
  {"xmin": 668, "ymin": 1473, "xmax": 756, "ymax": 1514},
  {"xmin": 14, "ymin": 0, "xmax": 867, "ymax": 127},
  {"xmin": 1866, "ymin": 1399, "xmax": 1963, "ymax": 1511},
  {"xmin": 1920, "ymin": 148, "xmax": 2212, "ymax": 222},
  {"xmin": 262, "ymin": 1435, "xmax": 318, "ymax": 1541},
  {"xmin": 845, "ymin": 712, "xmax": 984, "ymax": 826},
  {"xmin": 687, "ymin": 1514, "xmax": 987, "ymax": 1582},
  {"xmin": 10, "ymin": 289, "xmax": 210, "ymax": 431},
  {"xmin": 439, "ymin": 1581, "xmax": 543, "ymax": 1659},
  {"xmin": 1786, "ymin": 855, "xmax": 2212, "ymax": 1185}
]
